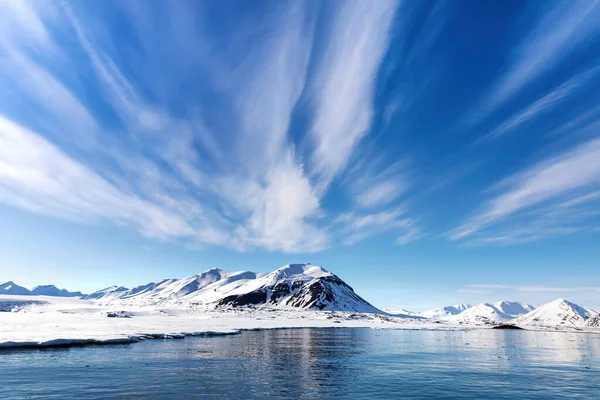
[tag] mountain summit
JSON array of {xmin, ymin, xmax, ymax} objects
[
  {"xmin": 514, "ymin": 298, "xmax": 599, "ymax": 329},
  {"xmin": 445, "ymin": 301, "xmax": 535, "ymax": 324},
  {"xmin": 31, "ymin": 285, "xmax": 84, "ymax": 297},
  {"xmin": 84, "ymin": 264, "xmax": 380, "ymax": 313},
  {"xmin": 0, "ymin": 282, "xmax": 84, "ymax": 297},
  {"xmin": 0, "ymin": 281, "xmax": 31, "ymax": 295}
]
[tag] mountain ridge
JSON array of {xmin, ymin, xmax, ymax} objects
[
  {"xmin": 514, "ymin": 298, "xmax": 599, "ymax": 329},
  {"xmin": 2, "ymin": 267, "xmax": 598, "ymax": 330},
  {"xmin": 1, "ymin": 281, "xmax": 83, "ymax": 297},
  {"xmin": 444, "ymin": 301, "xmax": 536, "ymax": 324},
  {"xmin": 83, "ymin": 264, "xmax": 381, "ymax": 313}
]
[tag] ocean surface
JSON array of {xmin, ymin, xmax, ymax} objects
[{"xmin": 1, "ymin": 328, "xmax": 599, "ymax": 399}]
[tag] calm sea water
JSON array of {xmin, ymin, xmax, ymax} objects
[{"xmin": 1, "ymin": 328, "xmax": 599, "ymax": 399}]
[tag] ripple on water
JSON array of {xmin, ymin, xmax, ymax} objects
[{"xmin": 0, "ymin": 328, "xmax": 599, "ymax": 399}]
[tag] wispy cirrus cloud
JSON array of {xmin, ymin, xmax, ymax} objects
[
  {"xmin": 0, "ymin": 0, "xmax": 412, "ymax": 253},
  {"xmin": 346, "ymin": 158, "xmax": 407, "ymax": 209},
  {"xmin": 0, "ymin": 116, "xmax": 220, "ymax": 243},
  {"xmin": 335, "ymin": 208, "xmax": 420, "ymax": 246},
  {"xmin": 308, "ymin": 0, "xmax": 398, "ymax": 191},
  {"xmin": 469, "ymin": 1, "xmax": 600, "ymax": 126},
  {"xmin": 479, "ymin": 64, "xmax": 600, "ymax": 142},
  {"xmin": 462, "ymin": 284, "xmax": 600, "ymax": 293},
  {"xmin": 450, "ymin": 137, "xmax": 600, "ymax": 242}
]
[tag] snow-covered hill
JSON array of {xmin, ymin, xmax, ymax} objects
[
  {"xmin": 494, "ymin": 300, "xmax": 535, "ymax": 315},
  {"xmin": 514, "ymin": 299, "xmax": 599, "ymax": 329},
  {"xmin": 0, "ymin": 282, "xmax": 84, "ymax": 297},
  {"xmin": 31, "ymin": 285, "xmax": 84, "ymax": 297},
  {"xmin": 85, "ymin": 264, "xmax": 381, "ymax": 313},
  {"xmin": 417, "ymin": 304, "xmax": 472, "ymax": 319},
  {"xmin": 445, "ymin": 301, "xmax": 535, "ymax": 325},
  {"xmin": 85, "ymin": 285, "xmax": 130, "ymax": 301},
  {"xmin": 0, "ymin": 281, "xmax": 31, "ymax": 295}
]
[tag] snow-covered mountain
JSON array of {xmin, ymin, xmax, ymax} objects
[
  {"xmin": 495, "ymin": 300, "xmax": 535, "ymax": 315},
  {"xmin": 417, "ymin": 304, "xmax": 472, "ymax": 319},
  {"xmin": 384, "ymin": 308, "xmax": 416, "ymax": 316},
  {"xmin": 0, "ymin": 281, "xmax": 31, "ymax": 295},
  {"xmin": 31, "ymin": 285, "xmax": 84, "ymax": 297},
  {"xmin": 514, "ymin": 298, "xmax": 599, "ymax": 329},
  {"xmin": 0, "ymin": 281, "xmax": 84, "ymax": 297},
  {"xmin": 445, "ymin": 301, "xmax": 535, "ymax": 324},
  {"xmin": 85, "ymin": 264, "xmax": 381, "ymax": 313},
  {"xmin": 85, "ymin": 285, "xmax": 130, "ymax": 300}
]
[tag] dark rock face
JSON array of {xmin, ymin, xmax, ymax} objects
[
  {"xmin": 217, "ymin": 290, "xmax": 268, "ymax": 307},
  {"xmin": 216, "ymin": 274, "xmax": 377, "ymax": 312},
  {"xmin": 587, "ymin": 315, "xmax": 600, "ymax": 328},
  {"xmin": 268, "ymin": 281, "xmax": 297, "ymax": 305},
  {"xmin": 286, "ymin": 276, "xmax": 340, "ymax": 309},
  {"xmin": 286, "ymin": 275, "xmax": 374, "ymax": 311}
]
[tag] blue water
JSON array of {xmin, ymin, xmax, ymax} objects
[{"xmin": 1, "ymin": 328, "xmax": 599, "ymax": 399}]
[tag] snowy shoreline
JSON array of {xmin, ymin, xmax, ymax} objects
[
  {"xmin": 3, "ymin": 264, "xmax": 598, "ymax": 347},
  {"xmin": 2, "ymin": 298, "xmax": 598, "ymax": 350}
]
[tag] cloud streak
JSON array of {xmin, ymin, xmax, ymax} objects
[
  {"xmin": 0, "ymin": 0, "xmax": 408, "ymax": 253},
  {"xmin": 451, "ymin": 138, "xmax": 600, "ymax": 241},
  {"xmin": 309, "ymin": 0, "xmax": 399, "ymax": 191},
  {"xmin": 469, "ymin": 0, "xmax": 600, "ymax": 125},
  {"xmin": 463, "ymin": 284, "xmax": 600, "ymax": 293},
  {"xmin": 479, "ymin": 64, "xmax": 600, "ymax": 142},
  {"xmin": 0, "ymin": 115, "xmax": 213, "ymax": 243},
  {"xmin": 335, "ymin": 208, "xmax": 420, "ymax": 246}
]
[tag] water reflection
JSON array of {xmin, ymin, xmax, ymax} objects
[{"xmin": 1, "ymin": 328, "xmax": 599, "ymax": 399}]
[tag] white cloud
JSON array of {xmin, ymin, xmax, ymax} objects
[
  {"xmin": 347, "ymin": 159, "xmax": 407, "ymax": 209},
  {"xmin": 0, "ymin": 1, "xmax": 410, "ymax": 254},
  {"xmin": 355, "ymin": 181, "xmax": 404, "ymax": 209},
  {"xmin": 0, "ymin": 116, "xmax": 217, "ymax": 242},
  {"xmin": 0, "ymin": 0, "xmax": 52, "ymax": 49},
  {"xmin": 336, "ymin": 208, "xmax": 420, "ymax": 245},
  {"xmin": 480, "ymin": 64, "xmax": 600, "ymax": 141},
  {"xmin": 451, "ymin": 138, "xmax": 600, "ymax": 241},
  {"xmin": 469, "ymin": 1, "xmax": 600, "ymax": 124},
  {"xmin": 463, "ymin": 284, "xmax": 600, "ymax": 293},
  {"xmin": 64, "ymin": 5, "xmax": 169, "ymax": 132},
  {"xmin": 63, "ymin": 2, "xmax": 328, "ymax": 252},
  {"xmin": 232, "ymin": 152, "xmax": 327, "ymax": 253},
  {"xmin": 309, "ymin": 0, "xmax": 399, "ymax": 190}
]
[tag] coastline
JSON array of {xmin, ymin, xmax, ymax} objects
[{"xmin": 2, "ymin": 295, "xmax": 598, "ymax": 350}]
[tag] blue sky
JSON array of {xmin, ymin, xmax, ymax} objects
[{"xmin": 1, "ymin": 0, "xmax": 600, "ymax": 311}]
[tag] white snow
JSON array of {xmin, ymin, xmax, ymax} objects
[
  {"xmin": 493, "ymin": 300, "xmax": 535, "ymax": 316},
  {"xmin": 83, "ymin": 264, "xmax": 378, "ymax": 313},
  {"xmin": 2, "ymin": 262, "xmax": 600, "ymax": 349},
  {"xmin": 0, "ymin": 295, "xmax": 443, "ymax": 348},
  {"xmin": 444, "ymin": 301, "xmax": 535, "ymax": 325},
  {"xmin": 384, "ymin": 308, "xmax": 416, "ymax": 316},
  {"xmin": 514, "ymin": 298, "xmax": 599, "ymax": 329},
  {"xmin": 0, "ymin": 295, "xmax": 598, "ymax": 349},
  {"xmin": 417, "ymin": 304, "xmax": 473, "ymax": 319}
]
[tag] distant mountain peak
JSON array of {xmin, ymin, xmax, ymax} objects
[
  {"xmin": 416, "ymin": 304, "xmax": 472, "ymax": 319},
  {"xmin": 442, "ymin": 300, "xmax": 535, "ymax": 324},
  {"xmin": 1, "ymin": 281, "xmax": 84, "ymax": 297},
  {"xmin": 515, "ymin": 298, "xmax": 598, "ymax": 329}
]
